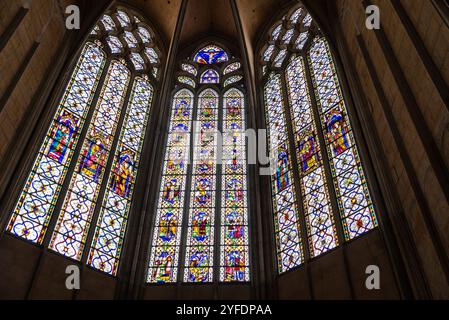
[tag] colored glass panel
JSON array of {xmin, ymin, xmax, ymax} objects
[
  {"xmin": 7, "ymin": 43, "xmax": 105, "ymax": 244},
  {"xmin": 200, "ymin": 69, "xmax": 219, "ymax": 84},
  {"xmin": 220, "ymin": 89, "xmax": 249, "ymax": 282},
  {"xmin": 147, "ymin": 89, "xmax": 194, "ymax": 283},
  {"xmin": 308, "ymin": 37, "xmax": 378, "ymax": 240},
  {"xmin": 49, "ymin": 60, "xmax": 131, "ymax": 260},
  {"xmin": 87, "ymin": 77, "xmax": 153, "ymax": 275},
  {"xmin": 264, "ymin": 73, "xmax": 304, "ymax": 273},
  {"xmin": 178, "ymin": 76, "xmax": 196, "ymax": 88},
  {"xmin": 183, "ymin": 89, "xmax": 219, "ymax": 283},
  {"xmin": 224, "ymin": 76, "xmax": 243, "ymax": 88},
  {"xmin": 223, "ymin": 62, "xmax": 241, "ymax": 75},
  {"xmin": 285, "ymin": 55, "xmax": 338, "ymax": 257},
  {"xmin": 181, "ymin": 63, "xmax": 197, "ymax": 76},
  {"xmin": 194, "ymin": 45, "xmax": 229, "ymax": 64}
]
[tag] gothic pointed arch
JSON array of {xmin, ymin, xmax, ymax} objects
[
  {"xmin": 258, "ymin": 3, "xmax": 379, "ymax": 273},
  {"xmin": 5, "ymin": 5, "xmax": 163, "ymax": 277},
  {"xmin": 147, "ymin": 41, "xmax": 250, "ymax": 283}
]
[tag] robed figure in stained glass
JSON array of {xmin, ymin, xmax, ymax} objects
[
  {"xmin": 192, "ymin": 211, "xmax": 209, "ymax": 242},
  {"xmin": 225, "ymin": 251, "xmax": 245, "ymax": 282},
  {"xmin": 79, "ymin": 134, "xmax": 107, "ymax": 181},
  {"xmin": 159, "ymin": 211, "xmax": 177, "ymax": 242},
  {"xmin": 153, "ymin": 251, "xmax": 174, "ymax": 283},
  {"xmin": 163, "ymin": 179, "xmax": 181, "ymax": 205},
  {"xmin": 298, "ymin": 129, "xmax": 319, "ymax": 175},
  {"xmin": 275, "ymin": 147, "xmax": 289, "ymax": 192},
  {"xmin": 326, "ymin": 107, "xmax": 350, "ymax": 157},
  {"xmin": 47, "ymin": 111, "xmax": 80, "ymax": 164},
  {"xmin": 111, "ymin": 150, "xmax": 134, "ymax": 198}
]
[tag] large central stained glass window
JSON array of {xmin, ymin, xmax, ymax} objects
[
  {"xmin": 261, "ymin": 5, "xmax": 378, "ymax": 274},
  {"xmin": 147, "ymin": 44, "xmax": 250, "ymax": 283},
  {"xmin": 6, "ymin": 7, "xmax": 162, "ymax": 277}
]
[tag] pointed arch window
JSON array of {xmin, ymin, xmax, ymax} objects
[
  {"xmin": 6, "ymin": 7, "xmax": 162, "ymax": 276},
  {"xmin": 148, "ymin": 45, "xmax": 250, "ymax": 283},
  {"xmin": 260, "ymin": 5, "xmax": 378, "ymax": 273}
]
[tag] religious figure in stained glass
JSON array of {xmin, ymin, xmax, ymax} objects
[
  {"xmin": 194, "ymin": 45, "xmax": 229, "ymax": 64},
  {"xmin": 263, "ymin": 6, "xmax": 378, "ymax": 273},
  {"xmin": 47, "ymin": 111, "xmax": 79, "ymax": 164}
]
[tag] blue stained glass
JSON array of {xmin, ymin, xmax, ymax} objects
[
  {"xmin": 200, "ymin": 69, "xmax": 219, "ymax": 84},
  {"xmin": 194, "ymin": 45, "xmax": 229, "ymax": 64}
]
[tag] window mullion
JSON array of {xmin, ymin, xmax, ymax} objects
[{"xmin": 41, "ymin": 57, "xmax": 113, "ymax": 249}]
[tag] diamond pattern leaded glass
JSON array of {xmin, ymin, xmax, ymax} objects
[
  {"xmin": 7, "ymin": 43, "xmax": 106, "ymax": 244},
  {"xmin": 88, "ymin": 77, "xmax": 154, "ymax": 275},
  {"xmin": 49, "ymin": 60, "xmax": 131, "ymax": 260}
]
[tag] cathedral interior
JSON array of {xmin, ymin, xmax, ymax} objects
[{"xmin": 0, "ymin": 0, "xmax": 449, "ymax": 301}]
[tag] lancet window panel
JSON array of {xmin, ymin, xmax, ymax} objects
[
  {"xmin": 183, "ymin": 89, "xmax": 219, "ymax": 283},
  {"xmin": 308, "ymin": 38, "xmax": 378, "ymax": 240},
  {"xmin": 7, "ymin": 43, "xmax": 106, "ymax": 245},
  {"xmin": 220, "ymin": 89, "xmax": 250, "ymax": 282},
  {"xmin": 264, "ymin": 73, "xmax": 304, "ymax": 273},
  {"xmin": 147, "ymin": 89, "xmax": 194, "ymax": 284}
]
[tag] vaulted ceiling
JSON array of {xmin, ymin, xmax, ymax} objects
[{"xmin": 78, "ymin": 0, "xmax": 332, "ymax": 58}]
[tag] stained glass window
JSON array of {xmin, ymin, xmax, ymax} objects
[
  {"xmin": 7, "ymin": 7, "xmax": 162, "ymax": 278},
  {"xmin": 117, "ymin": 10, "xmax": 131, "ymax": 27},
  {"xmin": 101, "ymin": 15, "xmax": 116, "ymax": 31},
  {"xmin": 152, "ymin": 67, "xmax": 159, "ymax": 79},
  {"xmin": 264, "ymin": 73, "xmax": 304, "ymax": 273},
  {"xmin": 147, "ymin": 89, "xmax": 194, "ymax": 283},
  {"xmin": 282, "ymin": 29, "xmax": 295, "ymax": 44},
  {"xmin": 183, "ymin": 89, "xmax": 219, "ymax": 283},
  {"xmin": 303, "ymin": 14, "xmax": 312, "ymax": 27},
  {"xmin": 194, "ymin": 45, "xmax": 229, "ymax": 64},
  {"xmin": 178, "ymin": 76, "xmax": 196, "ymax": 88},
  {"xmin": 296, "ymin": 32, "xmax": 309, "ymax": 50},
  {"xmin": 220, "ymin": 89, "xmax": 249, "ymax": 282},
  {"xmin": 272, "ymin": 25, "xmax": 282, "ymax": 41},
  {"xmin": 88, "ymin": 77, "xmax": 154, "ymax": 275},
  {"xmin": 223, "ymin": 62, "xmax": 241, "ymax": 75},
  {"xmin": 290, "ymin": 8, "xmax": 302, "ymax": 24},
  {"xmin": 138, "ymin": 27, "xmax": 151, "ymax": 43},
  {"xmin": 124, "ymin": 31, "xmax": 138, "ymax": 48},
  {"xmin": 181, "ymin": 63, "xmax": 197, "ymax": 76},
  {"xmin": 145, "ymin": 48, "xmax": 159, "ymax": 64},
  {"xmin": 224, "ymin": 75, "xmax": 243, "ymax": 87},
  {"xmin": 147, "ymin": 45, "xmax": 250, "ymax": 284},
  {"xmin": 263, "ymin": 45, "xmax": 275, "ymax": 62},
  {"xmin": 49, "ymin": 60, "xmax": 131, "ymax": 260},
  {"xmin": 286, "ymin": 55, "xmax": 338, "ymax": 257},
  {"xmin": 130, "ymin": 53, "xmax": 145, "ymax": 70},
  {"xmin": 200, "ymin": 69, "xmax": 219, "ymax": 84},
  {"xmin": 107, "ymin": 36, "xmax": 123, "ymax": 54},
  {"xmin": 7, "ymin": 43, "xmax": 106, "ymax": 244},
  {"xmin": 261, "ymin": 7, "xmax": 378, "ymax": 274},
  {"xmin": 274, "ymin": 49, "xmax": 288, "ymax": 68},
  {"xmin": 308, "ymin": 38, "xmax": 377, "ymax": 239}
]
